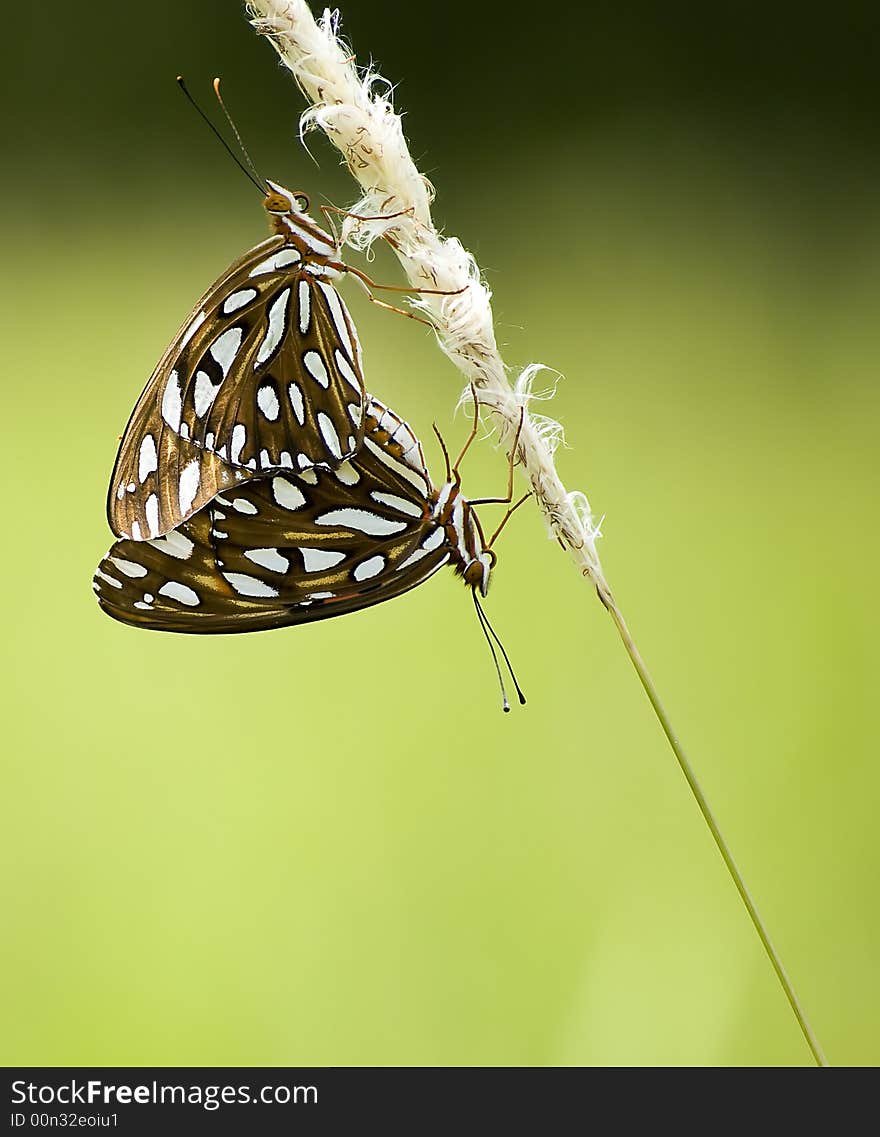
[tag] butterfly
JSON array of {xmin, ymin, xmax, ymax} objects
[
  {"xmin": 107, "ymin": 180, "xmax": 370, "ymax": 544},
  {"xmin": 95, "ymin": 396, "xmax": 527, "ymax": 705}
]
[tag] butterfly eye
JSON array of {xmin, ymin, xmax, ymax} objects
[
  {"xmin": 294, "ymin": 192, "xmax": 310, "ymax": 213},
  {"xmin": 485, "ymin": 549, "xmax": 497, "ymax": 569}
]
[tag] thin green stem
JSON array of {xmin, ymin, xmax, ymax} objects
[{"xmin": 598, "ymin": 584, "xmax": 828, "ymax": 1067}]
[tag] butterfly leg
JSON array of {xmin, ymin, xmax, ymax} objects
[
  {"xmin": 453, "ymin": 385, "xmax": 482, "ymax": 474},
  {"xmin": 344, "ymin": 263, "xmax": 466, "ymax": 299},
  {"xmin": 321, "ymin": 202, "xmax": 416, "ymax": 226},
  {"xmin": 361, "ymin": 290, "xmax": 436, "ymax": 327},
  {"xmin": 343, "ymin": 264, "xmax": 466, "ymax": 326},
  {"xmin": 341, "ymin": 269, "xmax": 438, "ymax": 326},
  {"xmin": 486, "ymin": 492, "xmax": 532, "ymax": 549}
]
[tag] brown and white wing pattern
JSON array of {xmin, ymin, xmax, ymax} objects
[
  {"xmin": 108, "ymin": 238, "xmax": 366, "ymax": 542},
  {"xmin": 94, "ymin": 399, "xmax": 451, "ymax": 634}
]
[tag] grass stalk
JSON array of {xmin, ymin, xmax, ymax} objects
[{"xmin": 597, "ymin": 583, "xmax": 828, "ymax": 1066}]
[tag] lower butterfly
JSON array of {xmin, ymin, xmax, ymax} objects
[{"xmin": 94, "ymin": 396, "xmax": 527, "ymax": 708}]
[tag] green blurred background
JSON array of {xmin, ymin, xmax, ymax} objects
[{"xmin": 2, "ymin": 2, "xmax": 878, "ymax": 1067}]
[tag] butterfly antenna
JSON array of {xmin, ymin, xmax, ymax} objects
[
  {"xmin": 176, "ymin": 76, "xmax": 266, "ymax": 195},
  {"xmin": 472, "ymin": 588, "xmax": 510, "ymax": 712},
  {"xmin": 473, "ymin": 591, "xmax": 527, "ymax": 708},
  {"xmin": 212, "ymin": 77, "xmax": 264, "ymax": 188}
]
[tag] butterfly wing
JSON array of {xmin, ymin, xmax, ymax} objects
[
  {"xmin": 108, "ymin": 238, "xmax": 366, "ymax": 541},
  {"xmin": 94, "ymin": 399, "xmax": 450, "ymax": 633}
]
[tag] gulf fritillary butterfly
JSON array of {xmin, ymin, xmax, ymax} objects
[{"xmin": 108, "ymin": 180, "xmax": 369, "ymax": 543}]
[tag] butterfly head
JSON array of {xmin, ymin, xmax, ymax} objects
[
  {"xmin": 263, "ymin": 180, "xmax": 340, "ymax": 264},
  {"xmin": 263, "ymin": 180, "xmax": 310, "ymax": 217},
  {"xmin": 463, "ymin": 543, "xmax": 497, "ymax": 598}
]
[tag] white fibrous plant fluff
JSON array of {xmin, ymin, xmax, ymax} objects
[{"xmin": 246, "ymin": 0, "xmax": 612, "ymax": 603}]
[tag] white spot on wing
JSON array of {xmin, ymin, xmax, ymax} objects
[
  {"xmin": 288, "ymin": 381, "xmax": 305, "ymax": 425},
  {"xmin": 109, "ymin": 557, "xmax": 148, "ymax": 579},
  {"xmin": 249, "ymin": 248, "xmax": 301, "ymax": 276},
  {"xmin": 209, "ymin": 327, "xmax": 243, "ymax": 377},
  {"xmin": 148, "ymin": 530, "xmax": 194, "ymax": 560},
  {"xmin": 300, "ymin": 547, "xmax": 346, "ymax": 572},
  {"xmin": 222, "ymin": 572, "xmax": 279, "ymax": 598},
  {"xmin": 354, "ymin": 555, "xmax": 386, "ymax": 581},
  {"xmin": 194, "ymin": 370, "xmax": 220, "ymax": 417},
  {"xmin": 363, "ymin": 438, "xmax": 430, "ymax": 495},
  {"xmin": 422, "ymin": 527, "xmax": 445, "ymax": 552},
  {"xmin": 315, "ymin": 509, "xmax": 407, "ymax": 536},
  {"xmin": 161, "ymin": 371, "xmax": 182, "ymax": 430},
  {"xmin": 178, "ymin": 460, "xmax": 200, "ymax": 517},
  {"xmin": 272, "ymin": 478, "xmax": 306, "ymax": 510},
  {"xmin": 222, "ymin": 287, "xmax": 257, "ymax": 315},
  {"xmin": 231, "ymin": 497, "xmax": 258, "ymax": 515},
  {"xmin": 298, "ymin": 279, "xmax": 311, "ymax": 334},
  {"xmin": 370, "ymin": 491, "xmax": 423, "ymax": 517},
  {"xmin": 256, "ymin": 287, "xmax": 290, "ymax": 365},
  {"xmin": 334, "ymin": 348, "xmax": 361, "ymax": 393},
  {"xmin": 158, "ymin": 581, "xmax": 200, "ymax": 606},
  {"xmin": 318, "ymin": 281, "xmax": 354, "ymax": 358},
  {"xmin": 95, "ymin": 569, "xmax": 123, "ymax": 589},
  {"xmin": 317, "ymin": 412, "xmax": 343, "ymax": 460},
  {"xmin": 145, "ymin": 493, "xmax": 160, "ymax": 537},
  {"xmin": 334, "ymin": 462, "xmax": 360, "ymax": 486},
  {"xmin": 138, "ymin": 434, "xmax": 157, "ymax": 483},
  {"xmin": 244, "ymin": 547, "xmax": 289, "ymax": 572},
  {"xmin": 257, "ymin": 384, "xmax": 280, "ymax": 421},
  {"xmin": 396, "ymin": 546, "xmax": 430, "ymax": 571},
  {"xmin": 303, "ymin": 350, "xmax": 329, "ymax": 388},
  {"xmin": 230, "ymin": 423, "xmax": 247, "ymax": 465}
]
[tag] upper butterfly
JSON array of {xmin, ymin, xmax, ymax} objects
[{"xmin": 108, "ymin": 181, "xmax": 366, "ymax": 542}]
